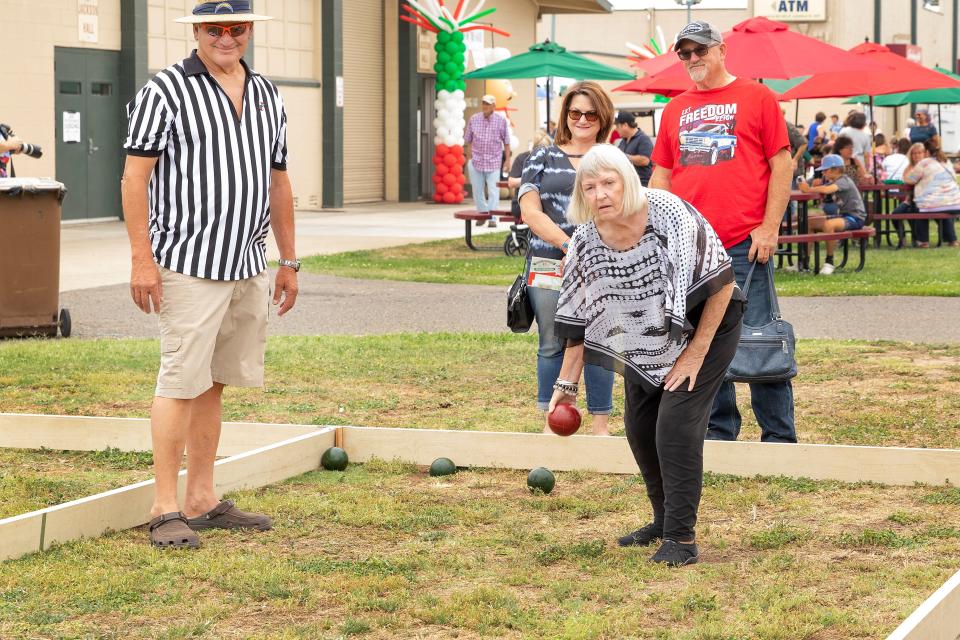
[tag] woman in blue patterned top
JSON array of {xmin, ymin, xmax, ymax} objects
[
  {"xmin": 519, "ymin": 81, "xmax": 616, "ymax": 436},
  {"xmin": 549, "ymin": 145, "xmax": 743, "ymax": 567}
]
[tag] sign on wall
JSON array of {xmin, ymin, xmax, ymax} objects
[
  {"xmin": 754, "ymin": 0, "xmax": 826, "ymax": 22},
  {"xmin": 78, "ymin": 0, "xmax": 99, "ymax": 43}
]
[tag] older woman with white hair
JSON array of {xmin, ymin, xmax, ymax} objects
[{"xmin": 549, "ymin": 144, "xmax": 743, "ymax": 567}]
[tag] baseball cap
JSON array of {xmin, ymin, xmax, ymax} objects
[
  {"xmin": 481, "ymin": 94, "xmax": 496, "ymax": 105},
  {"xmin": 817, "ymin": 154, "xmax": 844, "ymax": 172},
  {"xmin": 614, "ymin": 111, "xmax": 637, "ymax": 126},
  {"xmin": 673, "ymin": 21, "xmax": 724, "ymax": 50}
]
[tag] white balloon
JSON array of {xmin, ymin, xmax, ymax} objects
[
  {"xmin": 445, "ymin": 134, "xmax": 457, "ymax": 146},
  {"xmin": 434, "ymin": 135, "xmax": 445, "ymax": 146},
  {"xmin": 453, "ymin": 89, "xmax": 464, "ymax": 99},
  {"xmin": 509, "ymin": 134, "xmax": 519, "ymax": 151},
  {"xmin": 437, "ymin": 126, "xmax": 450, "ymax": 138},
  {"xmin": 438, "ymin": 89, "xmax": 449, "ymax": 100}
]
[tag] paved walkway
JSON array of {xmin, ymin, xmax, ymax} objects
[
  {"xmin": 61, "ymin": 273, "xmax": 960, "ymax": 343},
  {"xmin": 52, "ymin": 201, "xmax": 959, "ymax": 343}
]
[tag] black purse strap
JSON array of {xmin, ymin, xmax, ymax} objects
[{"xmin": 741, "ymin": 260, "xmax": 782, "ymax": 320}]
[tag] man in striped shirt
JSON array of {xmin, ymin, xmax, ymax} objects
[{"xmin": 121, "ymin": 0, "xmax": 298, "ymax": 549}]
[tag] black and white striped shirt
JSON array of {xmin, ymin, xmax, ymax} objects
[{"xmin": 124, "ymin": 50, "xmax": 288, "ymax": 281}]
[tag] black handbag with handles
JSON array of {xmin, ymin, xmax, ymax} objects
[
  {"xmin": 506, "ymin": 273, "xmax": 534, "ymax": 333},
  {"xmin": 725, "ymin": 261, "xmax": 798, "ymax": 383}
]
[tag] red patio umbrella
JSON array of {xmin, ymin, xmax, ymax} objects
[
  {"xmin": 613, "ymin": 74, "xmax": 691, "ymax": 97},
  {"xmin": 631, "ymin": 17, "xmax": 889, "ymax": 82},
  {"xmin": 779, "ymin": 42, "xmax": 960, "ymax": 100}
]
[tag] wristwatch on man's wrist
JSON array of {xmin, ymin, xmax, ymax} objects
[{"xmin": 278, "ymin": 258, "xmax": 301, "ymax": 272}]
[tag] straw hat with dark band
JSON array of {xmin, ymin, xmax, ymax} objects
[{"xmin": 175, "ymin": 1, "xmax": 273, "ymax": 24}]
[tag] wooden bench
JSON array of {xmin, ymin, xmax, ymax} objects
[
  {"xmin": 454, "ymin": 210, "xmax": 519, "ymax": 251},
  {"xmin": 777, "ymin": 231, "xmax": 854, "ymax": 274},
  {"xmin": 870, "ymin": 213, "xmax": 956, "ymax": 249}
]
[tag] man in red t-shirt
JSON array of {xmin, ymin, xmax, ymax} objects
[{"xmin": 651, "ymin": 20, "xmax": 796, "ymax": 444}]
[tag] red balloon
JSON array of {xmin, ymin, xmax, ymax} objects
[
  {"xmin": 443, "ymin": 154, "xmax": 457, "ymax": 167},
  {"xmin": 433, "ymin": 192, "xmax": 443, "ymax": 203},
  {"xmin": 436, "ymin": 144, "xmax": 449, "ymax": 156},
  {"xmin": 455, "ymin": 173, "xmax": 466, "ymax": 185},
  {"xmin": 432, "ymin": 173, "xmax": 443, "ymax": 184},
  {"xmin": 442, "ymin": 173, "xmax": 457, "ymax": 185},
  {"xmin": 442, "ymin": 191, "xmax": 456, "ymax": 203},
  {"xmin": 435, "ymin": 162, "xmax": 449, "ymax": 176},
  {"xmin": 548, "ymin": 403, "xmax": 582, "ymax": 437},
  {"xmin": 452, "ymin": 146, "xmax": 464, "ymax": 158},
  {"xmin": 436, "ymin": 182, "xmax": 449, "ymax": 194}
]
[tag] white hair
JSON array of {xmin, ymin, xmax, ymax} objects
[{"xmin": 567, "ymin": 144, "xmax": 647, "ymax": 225}]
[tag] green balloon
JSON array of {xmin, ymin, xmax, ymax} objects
[
  {"xmin": 443, "ymin": 61, "xmax": 457, "ymax": 74},
  {"xmin": 452, "ymin": 52, "xmax": 464, "ymax": 65},
  {"xmin": 446, "ymin": 81, "xmax": 459, "ymax": 92},
  {"xmin": 433, "ymin": 62, "xmax": 443, "ymax": 73},
  {"xmin": 445, "ymin": 41, "xmax": 459, "ymax": 55},
  {"xmin": 437, "ymin": 51, "xmax": 451, "ymax": 64},
  {"xmin": 452, "ymin": 31, "xmax": 464, "ymax": 42},
  {"xmin": 437, "ymin": 72, "xmax": 450, "ymax": 84},
  {"xmin": 457, "ymin": 80, "xmax": 466, "ymax": 90},
  {"xmin": 437, "ymin": 30, "xmax": 451, "ymax": 43},
  {"xmin": 458, "ymin": 42, "xmax": 467, "ymax": 53}
]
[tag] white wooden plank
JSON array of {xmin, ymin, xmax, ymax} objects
[
  {"xmin": 886, "ymin": 569, "xmax": 960, "ymax": 640},
  {"xmin": 0, "ymin": 413, "xmax": 319, "ymax": 456},
  {"xmin": 0, "ymin": 511, "xmax": 45, "ymax": 562},
  {"xmin": 341, "ymin": 427, "xmax": 960, "ymax": 486},
  {"xmin": 0, "ymin": 429, "xmax": 334, "ymax": 560}
]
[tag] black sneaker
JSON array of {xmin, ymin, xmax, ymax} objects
[
  {"xmin": 617, "ymin": 522, "xmax": 663, "ymax": 547},
  {"xmin": 650, "ymin": 539, "xmax": 699, "ymax": 567}
]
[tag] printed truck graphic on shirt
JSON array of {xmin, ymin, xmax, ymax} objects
[{"xmin": 677, "ymin": 103, "xmax": 739, "ymax": 166}]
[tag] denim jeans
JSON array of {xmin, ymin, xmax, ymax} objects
[
  {"xmin": 891, "ymin": 202, "xmax": 959, "ymax": 244},
  {"xmin": 467, "ymin": 159, "xmax": 500, "ymax": 213},
  {"xmin": 708, "ymin": 238, "xmax": 797, "ymax": 443},
  {"xmin": 527, "ymin": 276, "xmax": 614, "ymax": 414}
]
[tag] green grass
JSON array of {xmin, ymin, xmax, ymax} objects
[
  {"xmin": 299, "ymin": 230, "xmax": 960, "ymax": 296},
  {"xmin": 1, "ymin": 335, "xmax": 959, "ymax": 449},
  {"xmin": 0, "ymin": 464, "xmax": 957, "ymax": 639}
]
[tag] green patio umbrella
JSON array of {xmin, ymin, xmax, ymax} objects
[{"xmin": 463, "ymin": 40, "xmax": 634, "ymax": 129}]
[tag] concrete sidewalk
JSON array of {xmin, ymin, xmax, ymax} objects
[{"xmin": 60, "ymin": 201, "xmax": 507, "ymax": 291}]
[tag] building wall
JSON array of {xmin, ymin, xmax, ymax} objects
[
  {"xmin": 463, "ymin": 0, "xmax": 540, "ymax": 154},
  {"xmin": 0, "ymin": 0, "xmax": 122, "ymax": 179}
]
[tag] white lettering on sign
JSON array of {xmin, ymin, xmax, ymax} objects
[
  {"xmin": 754, "ymin": 0, "xmax": 826, "ymax": 22},
  {"xmin": 78, "ymin": 0, "xmax": 99, "ymax": 43}
]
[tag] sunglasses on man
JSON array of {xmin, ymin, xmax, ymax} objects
[
  {"xmin": 676, "ymin": 43, "xmax": 716, "ymax": 61},
  {"xmin": 567, "ymin": 109, "xmax": 600, "ymax": 123},
  {"xmin": 203, "ymin": 22, "xmax": 252, "ymax": 39}
]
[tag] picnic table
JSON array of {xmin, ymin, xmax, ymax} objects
[{"xmin": 780, "ymin": 191, "xmax": 874, "ymax": 274}]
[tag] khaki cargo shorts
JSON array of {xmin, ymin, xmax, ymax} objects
[{"xmin": 156, "ymin": 267, "xmax": 269, "ymax": 399}]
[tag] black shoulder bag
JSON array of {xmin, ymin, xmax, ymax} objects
[
  {"xmin": 506, "ymin": 272, "xmax": 534, "ymax": 333},
  {"xmin": 725, "ymin": 261, "xmax": 798, "ymax": 383}
]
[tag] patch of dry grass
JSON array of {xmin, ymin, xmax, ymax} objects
[{"xmin": 0, "ymin": 462, "xmax": 957, "ymax": 639}]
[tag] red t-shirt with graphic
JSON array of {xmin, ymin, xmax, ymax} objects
[{"xmin": 652, "ymin": 78, "xmax": 789, "ymax": 248}]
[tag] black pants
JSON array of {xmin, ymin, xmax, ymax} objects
[
  {"xmin": 892, "ymin": 202, "xmax": 959, "ymax": 244},
  {"xmin": 623, "ymin": 299, "xmax": 742, "ymax": 542}
]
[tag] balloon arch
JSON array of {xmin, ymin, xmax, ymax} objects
[{"xmin": 400, "ymin": 1, "xmax": 510, "ymax": 203}]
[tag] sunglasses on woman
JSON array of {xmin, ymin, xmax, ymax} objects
[
  {"xmin": 676, "ymin": 44, "xmax": 714, "ymax": 61},
  {"xmin": 204, "ymin": 22, "xmax": 252, "ymax": 39},
  {"xmin": 567, "ymin": 109, "xmax": 600, "ymax": 123}
]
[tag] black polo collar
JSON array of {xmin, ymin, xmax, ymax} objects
[{"xmin": 183, "ymin": 49, "xmax": 258, "ymax": 77}]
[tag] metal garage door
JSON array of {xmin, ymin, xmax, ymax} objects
[{"xmin": 342, "ymin": 0, "xmax": 384, "ymax": 203}]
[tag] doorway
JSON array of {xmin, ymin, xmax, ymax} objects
[
  {"xmin": 54, "ymin": 47, "xmax": 123, "ymax": 221},
  {"xmin": 419, "ymin": 76, "xmax": 436, "ymax": 199}
]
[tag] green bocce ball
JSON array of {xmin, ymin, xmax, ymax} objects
[
  {"xmin": 321, "ymin": 447, "xmax": 349, "ymax": 471},
  {"xmin": 429, "ymin": 457, "xmax": 457, "ymax": 477},
  {"xmin": 527, "ymin": 467, "xmax": 556, "ymax": 494}
]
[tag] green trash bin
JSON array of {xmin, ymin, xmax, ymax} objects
[{"xmin": 0, "ymin": 178, "xmax": 71, "ymax": 338}]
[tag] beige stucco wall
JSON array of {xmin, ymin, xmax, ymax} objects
[
  {"xmin": 0, "ymin": 0, "xmax": 121, "ymax": 179},
  {"xmin": 464, "ymin": 1, "xmax": 540, "ymax": 154}
]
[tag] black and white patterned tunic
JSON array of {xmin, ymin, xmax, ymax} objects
[
  {"xmin": 517, "ymin": 145, "xmax": 577, "ymax": 260},
  {"xmin": 554, "ymin": 189, "xmax": 734, "ymax": 390}
]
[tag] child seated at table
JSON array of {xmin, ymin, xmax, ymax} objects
[{"xmin": 796, "ymin": 153, "xmax": 867, "ymax": 275}]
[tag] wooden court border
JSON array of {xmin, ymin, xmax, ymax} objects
[{"xmin": 0, "ymin": 414, "xmax": 958, "ymax": 639}]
